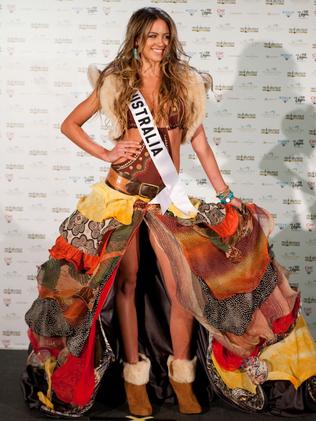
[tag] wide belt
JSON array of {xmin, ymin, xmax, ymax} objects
[{"xmin": 105, "ymin": 167, "xmax": 162, "ymax": 199}]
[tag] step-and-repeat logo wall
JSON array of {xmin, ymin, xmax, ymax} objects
[{"xmin": 1, "ymin": 0, "xmax": 316, "ymax": 349}]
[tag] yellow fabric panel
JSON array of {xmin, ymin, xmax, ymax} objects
[
  {"xmin": 44, "ymin": 357, "xmax": 57, "ymax": 400},
  {"xmin": 37, "ymin": 356, "xmax": 57, "ymax": 410},
  {"xmin": 260, "ymin": 315, "xmax": 316, "ymax": 389},
  {"xmin": 76, "ymin": 182, "xmax": 200, "ymax": 224},
  {"xmin": 37, "ymin": 391, "xmax": 54, "ymax": 410},
  {"xmin": 77, "ymin": 182, "xmax": 147, "ymax": 225},
  {"xmin": 211, "ymin": 316, "xmax": 316, "ymax": 394},
  {"xmin": 211, "ymin": 353, "xmax": 257, "ymax": 394}
]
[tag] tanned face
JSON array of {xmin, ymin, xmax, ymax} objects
[{"xmin": 140, "ymin": 18, "xmax": 170, "ymax": 63}]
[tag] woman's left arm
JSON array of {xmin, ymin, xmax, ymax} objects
[{"xmin": 191, "ymin": 124, "xmax": 242, "ymax": 207}]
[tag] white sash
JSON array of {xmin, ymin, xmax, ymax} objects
[{"xmin": 129, "ymin": 91, "xmax": 197, "ymax": 216}]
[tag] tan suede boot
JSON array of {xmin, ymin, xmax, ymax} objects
[
  {"xmin": 123, "ymin": 354, "xmax": 152, "ymax": 416},
  {"xmin": 167, "ymin": 355, "xmax": 202, "ymax": 414}
]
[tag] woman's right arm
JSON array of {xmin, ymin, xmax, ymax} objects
[{"xmin": 60, "ymin": 89, "xmax": 140, "ymax": 162}]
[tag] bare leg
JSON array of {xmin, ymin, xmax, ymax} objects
[
  {"xmin": 148, "ymin": 229, "xmax": 194, "ymax": 360},
  {"xmin": 148, "ymin": 228, "xmax": 201, "ymax": 415},
  {"xmin": 115, "ymin": 229, "xmax": 140, "ymax": 364}
]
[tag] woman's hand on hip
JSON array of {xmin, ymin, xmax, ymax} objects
[{"xmin": 102, "ymin": 139, "xmax": 141, "ymax": 163}]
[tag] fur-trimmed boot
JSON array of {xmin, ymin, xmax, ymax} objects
[
  {"xmin": 167, "ymin": 355, "xmax": 202, "ymax": 414},
  {"xmin": 123, "ymin": 354, "xmax": 152, "ymax": 416}
]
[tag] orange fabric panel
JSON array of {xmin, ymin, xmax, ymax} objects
[
  {"xmin": 209, "ymin": 204, "xmax": 239, "ymax": 238},
  {"xmin": 49, "ymin": 235, "xmax": 110, "ymax": 276},
  {"xmin": 172, "ymin": 213, "xmax": 270, "ymax": 299}
]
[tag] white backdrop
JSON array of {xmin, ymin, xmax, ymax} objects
[{"xmin": 1, "ymin": 0, "xmax": 316, "ymax": 349}]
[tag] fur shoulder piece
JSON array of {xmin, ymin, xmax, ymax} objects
[
  {"xmin": 87, "ymin": 63, "xmax": 124, "ymax": 140},
  {"xmin": 87, "ymin": 63, "xmax": 101, "ymax": 88},
  {"xmin": 87, "ymin": 63, "xmax": 212, "ymax": 142},
  {"xmin": 183, "ymin": 68, "xmax": 210, "ymax": 143}
]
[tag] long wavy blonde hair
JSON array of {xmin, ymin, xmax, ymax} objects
[{"xmin": 95, "ymin": 7, "xmax": 211, "ymax": 141}]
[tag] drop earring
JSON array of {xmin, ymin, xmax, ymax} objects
[{"xmin": 132, "ymin": 47, "xmax": 140, "ymax": 60}]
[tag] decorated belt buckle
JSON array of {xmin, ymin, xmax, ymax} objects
[{"xmin": 139, "ymin": 182, "xmax": 160, "ymax": 198}]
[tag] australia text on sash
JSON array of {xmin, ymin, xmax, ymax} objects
[{"xmin": 130, "ymin": 93, "xmax": 163, "ymax": 157}]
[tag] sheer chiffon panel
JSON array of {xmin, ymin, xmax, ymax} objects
[{"xmin": 144, "ymin": 206, "xmax": 304, "ymax": 363}]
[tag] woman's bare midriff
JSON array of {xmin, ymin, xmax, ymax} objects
[{"xmin": 112, "ymin": 127, "xmax": 182, "ymax": 172}]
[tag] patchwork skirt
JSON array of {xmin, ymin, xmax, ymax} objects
[{"xmin": 22, "ymin": 181, "xmax": 316, "ymax": 417}]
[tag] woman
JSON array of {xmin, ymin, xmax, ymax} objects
[{"xmin": 22, "ymin": 7, "xmax": 316, "ymax": 418}]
